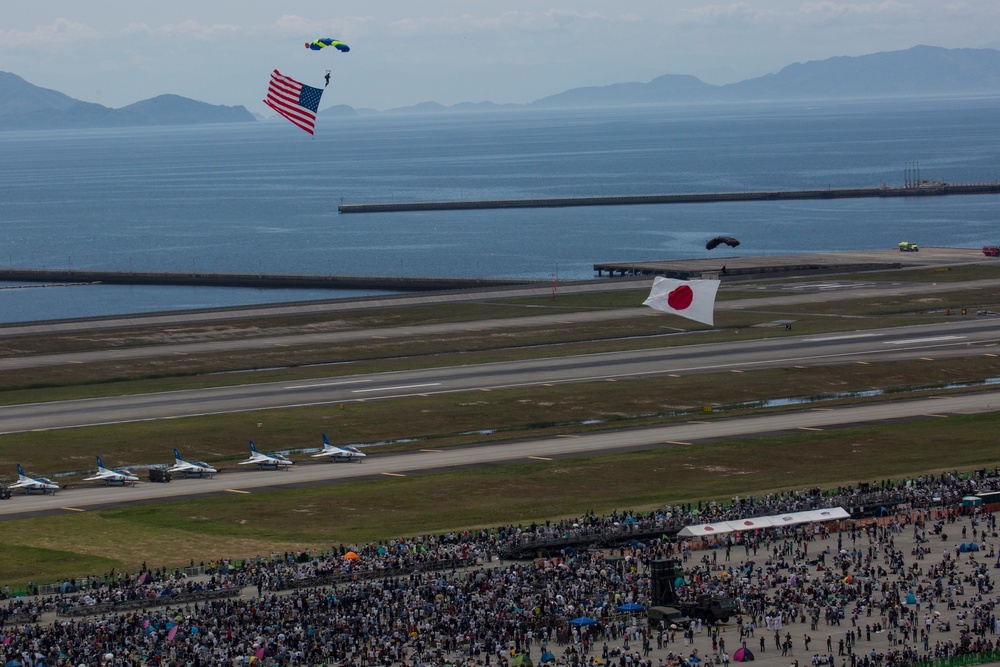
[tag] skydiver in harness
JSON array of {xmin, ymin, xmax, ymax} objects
[{"xmin": 325, "ymin": 70, "xmax": 331, "ymax": 87}]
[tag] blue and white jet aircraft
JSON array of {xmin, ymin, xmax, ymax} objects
[
  {"xmin": 168, "ymin": 448, "xmax": 218, "ymax": 478},
  {"xmin": 311, "ymin": 433, "xmax": 366, "ymax": 463},
  {"xmin": 239, "ymin": 441, "xmax": 293, "ymax": 471},
  {"xmin": 9, "ymin": 463, "xmax": 59, "ymax": 494},
  {"xmin": 84, "ymin": 456, "xmax": 139, "ymax": 486}
]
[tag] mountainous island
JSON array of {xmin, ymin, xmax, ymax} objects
[{"xmin": 3, "ymin": 45, "xmax": 1000, "ymax": 131}]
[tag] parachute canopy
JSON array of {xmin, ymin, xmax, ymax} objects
[
  {"xmin": 706, "ymin": 235, "xmax": 740, "ymax": 251},
  {"xmin": 306, "ymin": 38, "xmax": 350, "ymax": 52}
]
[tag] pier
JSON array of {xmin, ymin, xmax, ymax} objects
[
  {"xmin": 594, "ymin": 246, "xmax": 992, "ymax": 280},
  {"xmin": 337, "ymin": 182, "xmax": 1000, "ymax": 214},
  {"xmin": 0, "ymin": 269, "xmax": 542, "ymax": 292}
]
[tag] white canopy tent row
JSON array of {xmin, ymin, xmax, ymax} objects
[{"xmin": 676, "ymin": 507, "xmax": 851, "ymax": 538}]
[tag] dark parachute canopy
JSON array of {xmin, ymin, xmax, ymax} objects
[
  {"xmin": 306, "ymin": 38, "xmax": 350, "ymax": 52},
  {"xmin": 706, "ymin": 235, "xmax": 740, "ymax": 250}
]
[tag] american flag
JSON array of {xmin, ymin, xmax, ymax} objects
[{"xmin": 264, "ymin": 69, "xmax": 324, "ymax": 135}]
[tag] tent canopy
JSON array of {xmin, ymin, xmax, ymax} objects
[
  {"xmin": 677, "ymin": 507, "xmax": 850, "ymax": 537},
  {"xmin": 569, "ymin": 616, "xmax": 599, "ymax": 626}
]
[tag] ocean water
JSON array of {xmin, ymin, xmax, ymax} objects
[{"xmin": 1, "ymin": 95, "xmax": 999, "ymax": 324}]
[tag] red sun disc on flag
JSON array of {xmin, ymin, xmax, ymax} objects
[{"xmin": 667, "ymin": 285, "xmax": 694, "ymax": 310}]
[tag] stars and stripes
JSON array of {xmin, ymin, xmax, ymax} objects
[{"xmin": 264, "ymin": 69, "xmax": 324, "ymax": 135}]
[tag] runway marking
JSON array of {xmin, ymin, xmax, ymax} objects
[
  {"xmin": 271, "ymin": 343, "xmax": 289, "ymax": 347},
  {"xmin": 527, "ymin": 456, "xmax": 553, "ymax": 461},
  {"xmin": 856, "ymin": 361, "xmax": 870, "ymax": 365},
  {"xmin": 794, "ymin": 366, "xmax": 808, "ymax": 369},
  {"xmin": 804, "ymin": 333, "xmax": 882, "ymax": 342},
  {"xmin": 730, "ymin": 369, "xmax": 744, "ymax": 373},
  {"xmin": 803, "ymin": 334, "xmax": 885, "ymax": 343},
  {"xmin": 227, "ymin": 489, "xmax": 251, "ymax": 494},
  {"xmin": 985, "ymin": 353, "xmax": 998, "ymax": 357},
  {"xmin": 352, "ymin": 383, "xmax": 441, "ymax": 394},
  {"xmin": 883, "ymin": 336, "xmax": 964, "ymax": 345},
  {"xmin": 420, "ymin": 449, "xmax": 445, "ymax": 453},
  {"xmin": 60, "ymin": 506, "xmax": 86, "ymax": 512},
  {"xmin": 810, "ymin": 408, "xmax": 834, "ymax": 411},
  {"xmin": 557, "ymin": 434, "xmax": 580, "ymax": 438},
  {"xmin": 687, "ymin": 421, "xmax": 711, "ymax": 425},
  {"xmin": 605, "ymin": 378, "xmax": 617, "ymax": 382},
  {"xmin": 173, "ymin": 352, "xmax": 188, "ymax": 356},
  {"xmin": 381, "ymin": 472, "xmax": 406, "ymax": 477},
  {"xmin": 920, "ymin": 357, "xmax": 935, "ymax": 361},
  {"xmin": 798, "ymin": 426, "xmax": 823, "ymax": 431},
  {"xmin": 480, "ymin": 388, "xmax": 491, "ymax": 392},
  {"xmin": 286, "ymin": 379, "xmax": 372, "ymax": 389},
  {"xmin": 466, "ymin": 328, "xmax": 481, "ymax": 332},
  {"xmin": 924, "ymin": 414, "xmax": 950, "ymax": 418},
  {"xmin": 665, "ymin": 440, "xmax": 691, "ymax": 446},
  {"xmin": 372, "ymin": 336, "xmax": 388, "ymax": 339},
  {"xmin": 668, "ymin": 374, "xmax": 681, "ymax": 378},
  {"xmin": 69, "ymin": 360, "xmax": 83, "ymax": 364}
]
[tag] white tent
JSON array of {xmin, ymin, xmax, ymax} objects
[
  {"xmin": 729, "ymin": 516, "xmax": 773, "ymax": 531},
  {"xmin": 677, "ymin": 507, "xmax": 850, "ymax": 538},
  {"xmin": 676, "ymin": 521, "xmax": 737, "ymax": 537},
  {"xmin": 802, "ymin": 507, "xmax": 851, "ymax": 522}
]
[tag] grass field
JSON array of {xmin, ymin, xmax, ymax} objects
[
  {"xmin": 0, "ymin": 411, "xmax": 997, "ymax": 586},
  {"xmin": 1, "ymin": 354, "xmax": 997, "ymax": 476}
]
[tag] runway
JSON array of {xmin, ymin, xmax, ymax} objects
[
  {"xmin": 0, "ymin": 319, "xmax": 996, "ymax": 434},
  {"xmin": 1, "ymin": 390, "xmax": 998, "ymax": 520},
  {"xmin": 3, "ymin": 277, "xmax": 1000, "ymax": 370}
]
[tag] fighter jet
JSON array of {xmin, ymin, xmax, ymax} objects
[
  {"xmin": 83, "ymin": 456, "xmax": 139, "ymax": 487},
  {"xmin": 238, "ymin": 441, "xmax": 293, "ymax": 471},
  {"xmin": 9, "ymin": 463, "xmax": 59, "ymax": 494},
  {"xmin": 311, "ymin": 433, "xmax": 366, "ymax": 463},
  {"xmin": 167, "ymin": 448, "xmax": 218, "ymax": 478}
]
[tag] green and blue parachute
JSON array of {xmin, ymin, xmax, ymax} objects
[{"xmin": 306, "ymin": 38, "xmax": 349, "ymax": 52}]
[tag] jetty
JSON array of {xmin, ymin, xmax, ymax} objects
[
  {"xmin": 594, "ymin": 246, "xmax": 992, "ymax": 279},
  {"xmin": 337, "ymin": 182, "xmax": 1000, "ymax": 214},
  {"xmin": 0, "ymin": 269, "xmax": 541, "ymax": 292}
]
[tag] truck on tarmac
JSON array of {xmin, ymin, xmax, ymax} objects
[
  {"xmin": 148, "ymin": 468, "xmax": 172, "ymax": 483},
  {"xmin": 677, "ymin": 594, "xmax": 738, "ymax": 624}
]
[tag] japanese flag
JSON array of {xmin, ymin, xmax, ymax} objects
[{"xmin": 643, "ymin": 276, "xmax": 720, "ymax": 326}]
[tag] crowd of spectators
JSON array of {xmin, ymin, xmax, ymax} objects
[{"xmin": 0, "ymin": 468, "xmax": 996, "ymax": 666}]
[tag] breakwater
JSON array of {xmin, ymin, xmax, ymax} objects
[
  {"xmin": 338, "ymin": 182, "xmax": 1000, "ymax": 214},
  {"xmin": 0, "ymin": 269, "xmax": 541, "ymax": 291}
]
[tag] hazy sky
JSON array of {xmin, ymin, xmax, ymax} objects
[{"xmin": 3, "ymin": 1, "xmax": 998, "ymax": 112}]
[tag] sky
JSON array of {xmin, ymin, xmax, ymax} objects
[{"xmin": 3, "ymin": 1, "xmax": 999, "ymax": 113}]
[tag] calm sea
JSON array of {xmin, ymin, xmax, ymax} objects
[{"xmin": 1, "ymin": 96, "xmax": 999, "ymax": 324}]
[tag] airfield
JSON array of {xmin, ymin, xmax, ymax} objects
[
  {"xmin": 0, "ymin": 390, "xmax": 998, "ymax": 520},
  {"xmin": 0, "ymin": 249, "xmax": 998, "ymax": 523}
]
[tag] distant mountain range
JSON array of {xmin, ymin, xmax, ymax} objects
[
  {"xmin": 4, "ymin": 45, "xmax": 1000, "ymax": 130},
  {"xmin": 0, "ymin": 71, "xmax": 254, "ymax": 130}
]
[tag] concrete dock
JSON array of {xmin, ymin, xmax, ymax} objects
[
  {"xmin": 338, "ymin": 182, "xmax": 1000, "ymax": 214},
  {"xmin": 594, "ymin": 247, "xmax": 995, "ymax": 280},
  {"xmin": 0, "ymin": 268, "xmax": 542, "ymax": 292}
]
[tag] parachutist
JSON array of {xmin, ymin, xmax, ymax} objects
[{"xmin": 325, "ymin": 71, "xmax": 331, "ymax": 87}]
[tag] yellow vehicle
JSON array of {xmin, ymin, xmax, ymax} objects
[{"xmin": 898, "ymin": 241, "xmax": 919, "ymax": 252}]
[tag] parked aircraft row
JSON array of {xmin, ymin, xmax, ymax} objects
[{"xmin": 5, "ymin": 434, "xmax": 367, "ymax": 495}]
